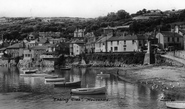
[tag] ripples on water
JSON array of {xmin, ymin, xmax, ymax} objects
[{"xmin": 0, "ymin": 67, "xmax": 168, "ymax": 109}]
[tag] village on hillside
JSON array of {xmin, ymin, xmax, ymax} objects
[{"xmin": 0, "ymin": 9, "xmax": 185, "ymax": 68}]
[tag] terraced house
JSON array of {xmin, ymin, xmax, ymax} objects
[
  {"xmin": 6, "ymin": 42, "xmax": 25, "ymax": 58},
  {"xmin": 84, "ymin": 32, "xmax": 96, "ymax": 53},
  {"xmin": 156, "ymin": 31, "xmax": 184, "ymax": 50},
  {"xmin": 106, "ymin": 33, "xmax": 157, "ymax": 52}
]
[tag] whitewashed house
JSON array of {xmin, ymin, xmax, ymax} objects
[
  {"xmin": 94, "ymin": 35, "xmax": 112, "ymax": 52},
  {"xmin": 107, "ymin": 34, "xmax": 139, "ymax": 52},
  {"xmin": 69, "ymin": 40, "xmax": 85, "ymax": 56},
  {"xmin": 156, "ymin": 31, "xmax": 184, "ymax": 50}
]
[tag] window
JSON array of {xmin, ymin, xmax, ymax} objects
[
  {"xmin": 124, "ymin": 40, "xmax": 126, "ymax": 44},
  {"xmin": 114, "ymin": 47, "xmax": 118, "ymax": 51},
  {"xmin": 168, "ymin": 37, "xmax": 170, "ymax": 42},
  {"xmin": 124, "ymin": 48, "xmax": 126, "ymax": 51},
  {"xmin": 177, "ymin": 37, "xmax": 179, "ymax": 42},
  {"xmin": 111, "ymin": 47, "xmax": 113, "ymax": 51},
  {"xmin": 111, "ymin": 41, "xmax": 113, "ymax": 45},
  {"xmin": 139, "ymin": 40, "xmax": 142, "ymax": 46},
  {"xmin": 123, "ymin": 45, "xmax": 127, "ymax": 47},
  {"xmin": 132, "ymin": 40, "xmax": 135, "ymax": 44},
  {"xmin": 172, "ymin": 37, "xmax": 174, "ymax": 42},
  {"xmin": 117, "ymin": 41, "xmax": 119, "ymax": 45}
]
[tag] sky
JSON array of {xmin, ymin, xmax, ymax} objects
[{"xmin": 0, "ymin": 0, "xmax": 185, "ymax": 18}]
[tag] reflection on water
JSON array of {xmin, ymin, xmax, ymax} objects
[{"xmin": 0, "ymin": 66, "xmax": 168, "ymax": 109}]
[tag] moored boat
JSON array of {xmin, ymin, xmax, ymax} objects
[
  {"xmin": 54, "ymin": 80, "xmax": 81, "ymax": 87},
  {"xmin": 22, "ymin": 69, "xmax": 38, "ymax": 74},
  {"xmin": 166, "ymin": 101, "xmax": 185, "ymax": 109},
  {"xmin": 97, "ymin": 72, "xmax": 110, "ymax": 77},
  {"xmin": 45, "ymin": 78, "xmax": 65, "ymax": 82},
  {"xmin": 71, "ymin": 86, "xmax": 106, "ymax": 95},
  {"xmin": 20, "ymin": 73, "xmax": 53, "ymax": 77},
  {"xmin": 45, "ymin": 75, "xmax": 59, "ymax": 79}
]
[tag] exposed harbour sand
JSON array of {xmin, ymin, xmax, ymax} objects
[
  {"xmin": 97, "ymin": 65, "xmax": 185, "ymax": 98},
  {"xmin": 116, "ymin": 65, "xmax": 185, "ymax": 98}
]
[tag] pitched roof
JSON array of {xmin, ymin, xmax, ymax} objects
[
  {"xmin": 0, "ymin": 47, "xmax": 6, "ymax": 51},
  {"xmin": 38, "ymin": 37, "xmax": 47, "ymax": 44},
  {"xmin": 31, "ymin": 45, "xmax": 49, "ymax": 50},
  {"xmin": 96, "ymin": 35, "xmax": 112, "ymax": 43},
  {"xmin": 179, "ymin": 29, "xmax": 185, "ymax": 34},
  {"xmin": 160, "ymin": 31, "xmax": 183, "ymax": 37},
  {"xmin": 6, "ymin": 42, "xmax": 25, "ymax": 49},
  {"xmin": 107, "ymin": 35, "xmax": 137, "ymax": 41}
]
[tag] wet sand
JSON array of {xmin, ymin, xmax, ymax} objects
[{"xmin": 96, "ymin": 65, "xmax": 185, "ymax": 98}]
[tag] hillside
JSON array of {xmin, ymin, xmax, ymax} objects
[{"xmin": 0, "ymin": 9, "xmax": 185, "ymax": 41}]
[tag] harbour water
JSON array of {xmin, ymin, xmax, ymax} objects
[{"xmin": 0, "ymin": 67, "xmax": 168, "ymax": 109}]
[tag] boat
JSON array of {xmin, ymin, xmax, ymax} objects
[
  {"xmin": 60, "ymin": 66, "xmax": 71, "ymax": 70},
  {"xmin": 71, "ymin": 86, "xmax": 106, "ymax": 95},
  {"xmin": 166, "ymin": 101, "xmax": 185, "ymax": 109},
  {"xmin": 20, "ymin": 73, "xmax": 53, "ymax": 77},
  {"xmin": 22, "ymin": 69, "xmax": 38, "ymax": 74},
  {"xmin": 54, "ymin": 80, "xmax": 81, "ymax": 87},
  {"xmin": 97, "ymin": 72, "xmax": 110, "ymax": 77},
  {"xmin": 45, "ymin": 75, "xmax": 59, "ymax": 79},
  {"xmin": 45, "ymin": 78, "xmax": 65, "ymax": 82}
]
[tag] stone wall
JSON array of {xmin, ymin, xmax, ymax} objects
[
  {"xmin": 0, "ymin": 59, "xmax": 16, "ymax": 66},
  {"xmin": 18, "ymin": 59, "xmax": 54, "ymax": 67},
  {"xmin": 166, "ymin": 50, "xmax": 185, "ymax": 59},
  {"xmin": 68, "ymin": 53, "xmax": 145, "ymax": 67},
  {"xmin": 155, "ymin": 54, "xmax": 184, "ymax": 67}
]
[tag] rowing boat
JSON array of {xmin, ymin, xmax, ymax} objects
[
  {"xmin": 97, "ymin": 72, "xmax": 110, "ymax": 77},
  {"xmin": 20, "ymin": 74, "xmax": 52, "ymax": 77},
  {"xmin": 54, "ymin": 80, "xmax": 81, "ymax": 87},
  {"xmin": 71, "ymin": 86, "xmax": 106, "ymax": 95},
  {"xmin": 45, "ymin": 75, "xmax": 59, "ymax": 79},
  {"xmin": 45, "ymin": 78, "xmax": 65, "ymax": 82},
  {"xmin": 22, "ymin": 69, "xmax": 38, "ymax": 74},
  {"xmin": 166, "ymin": 101, "xmax": 185, "ymax": 109},
  {"xmin": 97, "ymin": 74, "xmax": 110, "ymax": 77}
]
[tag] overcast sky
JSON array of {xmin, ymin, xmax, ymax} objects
[{"xmin": 0, "ymin": 0, "xmax": 184, "ymax": 18}]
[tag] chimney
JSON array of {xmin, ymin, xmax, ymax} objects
[{"xmin": 174, "ymin": 25, "xmax": 179, "ymax": 33}]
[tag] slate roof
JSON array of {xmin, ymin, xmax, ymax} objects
[
  {"xmin": 31, "ymin": 44, "xmax": 51, "ymax": 50},
  {"xmin": 179, "ymin": 29, "xmax": 185, "ymax": 34},
  {"xmin": 6, "ymin": 42, "xmax": 25, "ymax": 49},
  {"xmin": 107, "ymin": 35, "xmax": 137, "ymax": 41},
  {"xmin": 96, "ymin": 35, "xmax": 112, "ymax": 43},
  {"xmin": 160, "ymin": 31, "xmax": 183, "ymax": 37}
]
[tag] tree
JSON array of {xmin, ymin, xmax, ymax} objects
[
  {"xmin": 116, "ymin": 10, "xmax": 130, "ymax": 20},
  {"xmin": 107, "ymin": 12, "xmax": 117, "ymax": 21}
]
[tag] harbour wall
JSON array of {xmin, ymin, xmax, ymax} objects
[{"xmin": 68, "ymin": 52, "xmax": 146, "ymax": 67}]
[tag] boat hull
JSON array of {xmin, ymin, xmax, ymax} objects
[
  {"xmin": 54, "ymin": 81, "xmax": 81, "ymax": 87},
  {"xmin": 23, "ymin": 69, "xmax": 38, "ymax": 74},
  {"xmin": 20, "ymin": 74, "xmax": 53, "ymax": 77},
  {"xmin": 71, "ymin": 87, "xmax": 106, "ymax": 95},
  {"xmin": 45, "ymin": 75, "xmax": 59, "ymax": 79},
  {"xmin": 97, "ymin": 74, "xmax": 110, "ymax": 77},
  {"xmin": 45, "ymin": 78, "xmax": 65, "ymax": 82},
  {"xmin": 166, "ymin": 101, "xmax": 185, "ymax": 109}
]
